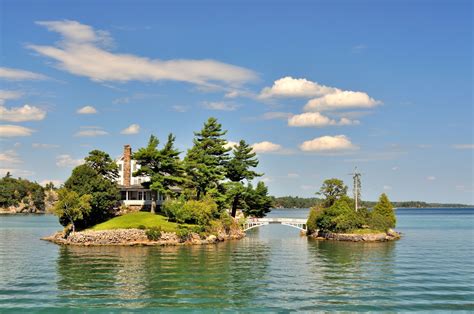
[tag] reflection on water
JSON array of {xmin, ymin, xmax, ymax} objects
[{"xmin": 1, "ymin": 209, "xmax": 473, "ymax": 311}]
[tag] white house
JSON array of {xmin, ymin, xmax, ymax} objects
[{"xmin": 116, "ymin": 145, "xmax": 164, "ymax": 210}]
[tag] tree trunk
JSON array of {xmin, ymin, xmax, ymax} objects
[
  {"xmin": 196, "ymin": 189, "xmax": 201, "ymax": 201},
  {"xmin": 151, "ymin": 191, "xmax": 156, "ymax": 214},
  {"xmin": 231, "ymin": 194, "xmax": 239, "ymax": 217}
]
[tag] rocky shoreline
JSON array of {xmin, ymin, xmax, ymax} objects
[
  {"xmin": 42, "ymin": 228, "xmax": 245, "ymax": 246},
  {"xmin": 310, "ymin": 229, "xmax": 401, "ymax": 242}
]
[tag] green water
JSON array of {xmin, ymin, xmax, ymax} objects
[{"xmin": 0, "ymin": 208, "xmax": 473, "ymax": 312}]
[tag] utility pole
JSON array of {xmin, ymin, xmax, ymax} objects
[{"xmin": 350, "ymin": 167, "xmax": 361, "ymax": 212}]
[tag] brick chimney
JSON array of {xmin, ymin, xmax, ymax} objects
[{"xmin": 123, "ymin": 145, "xmax": 131, "ymax": 187}]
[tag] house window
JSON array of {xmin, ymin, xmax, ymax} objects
[
  {"xmin": 138, "ymin": 191, "xmax": 143, "ymax": 200},
  {"xmin": 118, "ymin": 164, "xmax": 122, "ymax": 171},
  {"xmin": 129, "ymin": 191, "xmax": 138, "ymax": 200},
  {"xmin": 120, "ymin": 191, "xmax": 127, "ymax": 200}
]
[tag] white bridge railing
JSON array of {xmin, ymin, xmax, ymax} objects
[{"xmin": 243, "ymin": 218, "xmax": 307, "ymax": 231}]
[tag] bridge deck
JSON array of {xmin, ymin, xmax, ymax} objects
[{"xmin": 243, "ymin": 217, "xmax": 307, "ymax": 231}]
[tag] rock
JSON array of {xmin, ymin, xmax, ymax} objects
[{"xmin": 314, "ymin": 231, "xmax": 400, "ymax": 242}]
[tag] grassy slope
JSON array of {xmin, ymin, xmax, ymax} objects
[{"xmin": 91, "ymin": 212, "xmax": 186, "ymax": 232}]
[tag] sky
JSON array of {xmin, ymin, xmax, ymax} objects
[{"xmin": 0, "ymin": 0, "xmax": 472, "ymax": 204}]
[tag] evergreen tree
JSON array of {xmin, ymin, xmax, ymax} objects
[
  {"xmin": 371, "ymin": 193, "xmax": 396, "ymax": 230},
  {"xmin": 242, "ymin": 181, "xmax": 273, "ymax": 218},
  {"xmin": 84, "ymin": 150, "xmax": 119, "ymax": 181},
  {"xmin": 133, "ymin": 134, "xmax": 186, "ymax": 212},
  {"xmin": 225, "ymin": 140, "xmax": 262, "ymax": 217},
  {"xmin": 184, "ymin": 117, "xmax": 230, "ymax": 199}
]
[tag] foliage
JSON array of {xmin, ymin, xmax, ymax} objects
[
  {"xmin": 84, "ymin": 150, "xmax": 119, "ymax": 181},
  {"xmin": 306, "ymin": 206, "xmax": 324, "ymax": 234},
  {"xmin": 184, "ymin": 117, "xmax": 230, "ymax": 200},
  {"xmin": 163, "ymin": 197, "xmax": 219, "ymax": 226},
  {"xmin": 0, "ymin": 174, "xmax": 45, "ymax": 212},
  {"xmin": 91, "ymin": 212, "xmax": 191, "ymax": 232},
  {"xmin": 242, "ymin": 181, "xmax": 273, "ymax": 218},
  {"xmin": 318, "ymin": 178, "xmax": 348, "ymax": 208},
  {"xmin": 370, "ymin": 193, "xmax": 396, "ymax": 231},
  {"xmin": 315, "ymin": 198, "xmax": 363, "ymax": 233},
  {"xmin": 133, "ymin": 134, "xmax": 186, "ymax": 201},
  {"xmin": 176, "ymin": 225, "xmax": 192, "ymax": 241},
  {"xmin": 273, "ymin": 196, "xmax": 322, "ymax": 209},
  {"xmin": 145, "ymin": 227, "xmax": 162, "ymax": 240},
  {"xmin": 52, "ymin": 189, "xmax": 92, "ymax": 233},
  {"xmin": 63, "ymin": 163, "xmax": 120, "ymax": 229}
]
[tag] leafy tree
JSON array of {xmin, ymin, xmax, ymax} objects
[
  {"xmin": 318, "ymin": 178, "xmax": 348, "ymax": 208},
  {"xmin": 370, "ymin": 193, "xmax": 396, "ymax": 230},
  {"xmin": 184, "ymin": 117, "xmax": 230, "ymax": 200},
  {"xmin": 306, "ymin": 206, "xmax": 324, "ymax": 234},
  {"xmin": 316, "ymin": 198, "xmax": 362, "ymax": 233},
  {"xmin": 84, "ymin": 150, "xmax": 119, "ymax": 181},
  {"xmin": 226, "ymin": 140, "xmax": 262, "ymax": 217},
  {"xmin": 133, "ymin": 134, "xmax": 186, "ymax": 212},
  {"xmin": 52, "ymin": 189, "xmax": 92, "ymax": 233},
  {"xmin": 63, "ymin": 164, "xmax": 120, "ymax": 228},
  {"xmin": 0, "ymin": 175, "xmax": 45, "ymax": 212},
  {"xmin": 242, "ymin": 181, "xmax": 273, "ymax": 218}
]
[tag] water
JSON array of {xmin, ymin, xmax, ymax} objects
[{"xmin": 0, "ymin": 208, "xmax": 473, "ymax": 312}]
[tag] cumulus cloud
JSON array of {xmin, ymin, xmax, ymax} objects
[
  {"xmin": 252, "ymin": 141, "xmax": 282, "ymax": 153},
  {"xmin": 32, "ymin": 143, "xmax": 60, "ymax": 148},
  {"xmin": 304, "ymin": 90, "xmax": 381, "ymax": 111},
  {"xmin": 288, "ymin": 112, "xmax": 359, "ymax": 127},
  {"xmin": 0, "ymin": 90, "xmax": 22, "ymax": 105},
  {"xmin": 224, "ymin": 141, "xmax": 239, "ymax": 150},
  {"xmin": 74, "ymin": 126, "xmax": 108, "ymax": 137},
  {"xmin": 56, "ymin": 154, "xmax": 83, "ymax": 167},
  {"xmin": 202, "ymin": 101, "xmax": 238, "ymax": 111},
  {"xmin": 452, "ymin": 144, "xmax": 474, "ymax": 149},
  {"xmin": 0, "ymin": 150, "xmax": 21, "ymax": 164},
  {"xmin": 28, "ymin": 20, "xmax": 257, "ymax": 87},
  {"xmin": 262, "ymin": 111, "xmax": 293, "ymax": 120},
  {"xmin": 120, "ymin": 123, "xmax": 140, "ymax": 134},
  {"xmin": 0, "ymin": 125, "xmax": 35, "ymax": 137},
  {"xmin": 0, "ymin": 105, "xmax": 47, "ymax": 122},
  {"xmin": 77, "ymin": 105, "xmax": 98, "ymax": 114},
  {"xmin": 299, "ymin": 135, "xmax": 358, "ymax": 152},
  {"xmin": 0, "ymin": 67, "xmax": 48, "ymax": 81},
  {"xmin": 259, "ymin": 76, "xmax": 337, "ymax": 98}
]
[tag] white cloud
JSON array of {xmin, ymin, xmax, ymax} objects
[
  {"xmin": 172, "ymin": 105, "xmax": 189, "ymax": 113},
  {"xmin": 0, "ymin": 90, "xmax": 22, "ymax": 105},
  {"xmin": 0, "ymin": 67, "xmax": 48, "ymax": 81},
  {"xmin": 299, "ymin": 135, "xmax": 358, "ymax": 152},
  {"xmin": 252, "ymin": 141, "xmax": 282, "ymax": 153},
  {"xmin": 452, "ymin": 144, "xmax": 474, "ymax": 149},
  {"xmin": 392, "ymin": 166, "xmax": 399, "ymax": 171},
  {"xmin": 259, "ymin": 76, "xmax": 337, "ymax": 99},
  {"xmin": 77, "ymin": 105, "xmax": 98, "ymax": 114},
  {"xmin": 32, "ymin": 143, "xmax": 60, "ymax": 148},
  {"xmin": 120, "ymin": 123, "xmax": 140, "ymax": 135},
  {"xmin": 304, "ymin": 90, "xmax": 381, "ymax": 112},
  {"xmin": 0, "ymin": 150, "xmax": 21, "ymax": 164},
  {"xmin": 40, "ymin": 179, "xmax": 63, "ymax": 187},
  {"xmin": 56, "ymin": 154, "xmax": 83, "ymax": 167},
  {"xmin": 262, "ymin": 111, "xmax": 293, "ymax": 120},
  {"xmin": 426, "ymin": 176, "xmax": 436, "ymax": 181},
  {"xmin": 287, "ymin": 173, "xmax": 300, "ymax": 178},
  {"xmin": 28, "ymin": 20, "xmax": 257, "ymax": 87},
  {"xmin": 202, "ymin": 101, "xmax": 238, "ymax": 111},
  {"xmin": 383, "ymin": 185, "xmax": 392, "ymax": 190},
  {"xmin": 288, "ymin": 112, "xmax": 359, "ymax": 127},
  {"xmin": 224, "ymin": 141, "xmax": 239, "ymax": 150},
  {"xmin": 0, "ymin": 168, "xmax": 34, "ymax": 177},
  {"xmin": 74, "ymin": 126, "xmax": 108, "ymax": 137},
  {"xmin": 0, "ymin": 125, "xmax": 35, "ymax": 137},
  {"xmin": 0, "ymin": 105, "xmax": 46, "ymax": 122}
]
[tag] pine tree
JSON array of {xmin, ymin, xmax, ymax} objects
[
  {"xmin": 184, "ymin": 117, "xmax": 230, "ymax": 199},
  {"xmin": 242, "ymin": 181, "xmax": 273, "ymax": 218},
  {"xmin": 371, "ymin": 193, "xmax": 396, "ymax": 230}
]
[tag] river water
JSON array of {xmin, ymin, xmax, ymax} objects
[{"xmin": 0, "ymin": 208, "xmax": 473, "ymax": 312}]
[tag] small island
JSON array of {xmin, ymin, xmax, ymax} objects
[
  {"xmin": 43, "ymin": 117, "xmax": 272, "ymax": 246},
  {"xmin": 305, "ymin": 178, "xmax": 400, "ymax": 242}
]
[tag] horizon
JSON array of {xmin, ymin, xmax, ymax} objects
[{"xmin": 0, "ymin": 0, "xmax": 472, "ymax": 204}]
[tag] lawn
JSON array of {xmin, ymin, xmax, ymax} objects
[
  {"xmin": 349, "ymin": 228, "xmax": 386, "ymax": 234},
  {"xmin": 91, "ymin": 212, "xmax": 187, "ymax": 232}
]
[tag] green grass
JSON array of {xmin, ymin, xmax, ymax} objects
[
  {"xmin": 91, "ymin": 212, "xmax": 191, "ymax": 232},
  {"xmin": 349, "ymin": 228, "xmax": 386, "ymax": 234}
]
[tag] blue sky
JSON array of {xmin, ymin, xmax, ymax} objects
[{"xmin": 0, "ymin": 0, "xmax": 472, "ymax": 203}]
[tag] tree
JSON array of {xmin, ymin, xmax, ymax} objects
[
  {"xmin": 84, "ymin": 150, "xmax": 119, "ymax": 181},
  {"xmin": 133, "ymin": 134, "xmax": 186, "ymax": 213},
  {"xmin": 63, "ymin": 164, "xmax": 120, "ymax": 228},
  {"xmin": 226, "ymin": 140, "xmax": 262, "ymax": 217},
  {"xmin": 242, "ymin": 182, "xmax": 273, "ymax": 218},
  {"xmin": 184, "ymin": 117, "xmax": 230, "ymax": 199},
  {"xmin": 371, "ymin": 193, "xmax": 396, "ymax": 230},
  {"xmin": 53, "ymin": 189, "xmax": 92, "ymax": 233},
  {"xmin": 318, "ymin": 178, "xmax": 348, "ymax": 208}
]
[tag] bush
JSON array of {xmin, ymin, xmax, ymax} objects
[
  {"xmin": 306, "ymin": 206, "xmax": 324, "ymax": 234},
  {"xmin": 145, "ymin": 227, "xmax": 162, "ymax": 240},
  {"xmin": 137, "ymin": 224, "xmax": 146, "ymax": 230},
  {"xmin": 163, "ymin": 197, "xmax": 219, "ymax": 227},
  {"xmin": 163, "ymin": 198, "xmax": 188, "ymax": 223},
  {"xmin": 316, "ymin": 198, "xmax": 364, "ymax": 233},
  {"xmin": 370, "ymin": 193, "xmax": 396, "ymax": 231},
  {"xmin": 176, "ymin": 225, "xmax": 191, "ymax": 241}
]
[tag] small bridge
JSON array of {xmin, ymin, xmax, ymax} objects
[{"xmin": 243, "ymin": 218, "xmax": 307, "ymax": 232}]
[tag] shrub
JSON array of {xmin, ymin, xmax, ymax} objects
[
  {"xmin": 369, "ymin": 193, "xmax": 396, "ymax": 231},
  {"xmin": 163, "ymin": 198, "xmax": 188, "ymax": 223},
  {"xmin": 306, "ymin": 206, "xmax": 324, "ymax": 234},
  {"xmin": 145, "ymin": 227, "xmax": 162, "ymax": 241},
  {"xmin": 164, "ymin": 197, "xmax": 219, "ymax": 227},
  {"xmin": 316, "ymin": 198, "xmax": 364, "ymax": 233},
  {"xmin": 176, "ymin": 225, "xmax": 191, "ymax": 241},
  {"xmin": 137, "ymin": 224, "xmax": 146, "ymax": 230}
]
